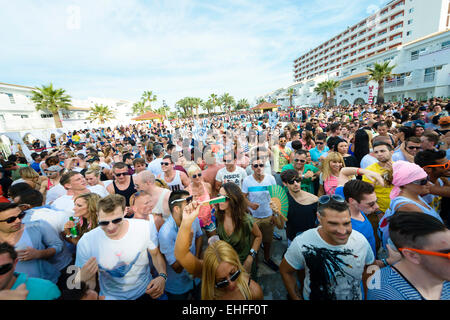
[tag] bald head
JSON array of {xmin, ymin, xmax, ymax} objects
[{"xmin": 135, "ymin": 170, "xmax": 156, "ymax": 192}]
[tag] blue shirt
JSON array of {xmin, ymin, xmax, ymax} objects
[
  {"xmin": 11, "ymin": 272, "xmax": 61, "ymax": 300},
  {"xmin": 367, "ymin": 266, "xmax": 450, "ymax": 300},
  {"xmin": 351, "ymin": 212, "xmax": 376, "ymax": 257},
  {"xmin": 309, "ymin": 146, "xmax": 329, "ymax": 162},
  {"xmin": 30, "ymin": 162, "xmax": 41, "ymax": 174},
  {"xmin": 158, "ymin": 215, "xmax": 202, "ymax": 295}
]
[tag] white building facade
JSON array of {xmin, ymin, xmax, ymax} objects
[{"xmin": 260, "ymin": 0, "xmax": 450, "ymax": 107}]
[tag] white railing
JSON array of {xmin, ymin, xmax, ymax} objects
[
  {"xmin": 385, "ymin": 78, "xmax": 405, "ymax": 88},
  {"xmin": 424, "ymin": 73, "xmax": 435, "ymax": 82}
]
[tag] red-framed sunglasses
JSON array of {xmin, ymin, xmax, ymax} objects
[
  {"xmin": 398, "ymin": 247, "xmax": 450, "ymax": 259},
  {"xmin": 423, "ymin": 160, "xmax": 450, "ymax": 170}
]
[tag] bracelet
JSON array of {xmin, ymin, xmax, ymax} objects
[
  {"xmin": 381, "ymin": 258, "xmax": 389, "ymax": 267},
  {"xmin": 356, "ymin": 168, "xmax": 361, "ymax": 176},
  {"xmin": 158, "ymin": 272, "xmax": 167, "ymax": 281}
]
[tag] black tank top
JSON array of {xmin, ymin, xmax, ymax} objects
[
  {"xmin": 286, "ymin": 193, "xmax": 318, "ymax": 241},
  {"xmin": 113, "ymin": 175, "xmax": 137, "ymax": 206}
]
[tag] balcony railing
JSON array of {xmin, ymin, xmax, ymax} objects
[
  {"xmin": 424, "ymin": 73, "xmax": 435, "ymax": 82},
  {"xmin": 385, "ymin": 78, "xmax": 405, "ymax": 88}
]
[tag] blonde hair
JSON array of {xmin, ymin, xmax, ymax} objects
[
  {"xmin": 187, "ymin": 164, "xmax": 201, "ymax": 177},
  {"xmin": 19, "ymin": 166, "xmax": 39, "ymax": 181},
  {"xmin": 201, "ymin": 240, "xmax": 252, "ymax": 300},
  {"xmin": 321, "ymin": 151, "xmax": 345, "ymax": 181},
  {"xmin": 85, "ymin": 166, "xmax": 100, "ymax": 177}
]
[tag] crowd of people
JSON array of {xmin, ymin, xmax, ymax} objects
[{"xmin": 0, "ymin": 97, "xmax": 449, "ymax": 300}]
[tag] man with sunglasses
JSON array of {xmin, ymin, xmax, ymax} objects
[
  {"xmin": 158, "ymin": 190, "xmax": 202, "ymax": 300},
  {"xmin": 215, "ymin": 151, "xmax": 247, "ymax": 191},
  {"xmin": 392, "ymin": 136, "xmax": 422, "ymax": 163},
  {"xmin": 0, "ymin": 242, "xmax": 60, "ymax": 300},
  {"xmin": 0, "ymin": 202, "xmax": 63, "ymax": 284},
  {"xmin": 280, "ymin": 196, "xmax": 375, "ymax": 300},
  {"xmin": 282, "ymin": 150, "xmax": 319, "ymax": 195},
  {"xmin": 106, "ymin": 162, "xmax": 137, "ymax": 216},
  {"xmin": 75, "ymin": 194, "xmax": 167, "ymax": 300},
  {"xmin": 415, "ymin": 150, "xmax": 450, "ymax": 227},
  {"xmin": 242, "ymin": 156, "xmax": 278, "ymax": 272},
  {"xmin": 309, "ymin": 133, "xmax": 329, "ymax": 165},
  {"xmin": 367, "ymin": 211, "xmax": 450, "ymax": 300},
  {"xmin": 157, "ymin": 155, "xmax": 190, "ymax": 192}
]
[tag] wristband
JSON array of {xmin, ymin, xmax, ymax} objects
[
  {"xmin": 158, "ymin": 272, "xmax": 167, "ymax": 281},
  {"xmin": 381, "ymin": 258, "xmax": 389, "ymax": 267},
  {"xmin": 249, "ymin": 249, "xmax": 257, "ymax": 259},
  {"xmin": 356, "ymin": 168, "xmax": 361, "ymax": 176}
]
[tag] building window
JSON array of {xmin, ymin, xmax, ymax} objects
[
  {"xmin": 407, "ymin": 31, "xmax": 412, "ymax": 36},
  {"xmin": 442, "ymin": 40, "xmax": 450, "ymax": 50},
  {"xmin": 409, "ymin": 8, "xmax": 414, "ymax": 13},
  {"xmin": 408, "ymin": 19, "xmax": 413, "ymax": 24}
]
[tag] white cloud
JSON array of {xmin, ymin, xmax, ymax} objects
[{"xmin": 0, "ymin": 0, "xmax": 376, "ymax": 109}]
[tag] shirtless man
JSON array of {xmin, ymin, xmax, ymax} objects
[{"xmin": 134, "ymin": 171, "xmax": 171, "ymax": 230}]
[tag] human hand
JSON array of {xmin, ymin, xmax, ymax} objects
[
  {"xmin": 270, "ymin": 199, "xmax": 280, "ymax": 215},
  {"xmin": 386, "ymin": 244, "xmax": 401, "ymax": 265},
  {"xmin": 80, "ymin": 257, "xmax": 98, "ymax": 283},
  {"xmin": 249, "ymin": 202, "xmax": 259, "ymax": 210},
  {"xmin": 0, "ymin": 284, "xmax": 29, "ymax": 300},
  {"xmin": 64, "ymin": 220, "xmax": 76, "ymax": 231},
  {"xmin": 364, "ymin": 171, "xmax": 385, "ymax": 187},
  {"xmin": 145, "ymin": 276, "xmax": 166, "ymax": 299},
  {"xmin": 181, "ymin": 200, "xmax": 201, "ymax": 227},
  {"xmin": 17, "ymin": 247, "xmax": 41, "ymax": 261},
  {"xmin": 304, "ymin": 171, "xmax": 314, "ymax": 179}
]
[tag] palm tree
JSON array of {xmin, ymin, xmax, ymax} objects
[
  {"xmin": 87, "ymin": 104, "xmax": 115, "ymax": 124},
  {"xmin": 31, "ymin": 83, "xmax": 72, "ymax": 128},
  {"xmin": 257, "ymin": 98, "xmax": 266, "ymax": 104},
  {"xmin": 324, "ymin": 80, "xmax": 341, "ymax": 107},
  {"xmin": 141, "ymin": 90, "xmax": 157, "ymax": 111},
  {"xmin": 314, "ymin": 82, "xmax": 328, "ymax": 106},
  {"xmin": 287, "ymin": 88, "xmax": 295, "ymax": 109},
  {"xmin": 209, "ymin": 93, "xmax": 219, "ymax": 113},
  {"xmin": 132, "ymin": 100, "xmax": 150, "ymax": 115},
  {"xmin": 192, "ymin": 97, "xmax": 203, "ymax": 117},
  {"xmin": 220, "ymin": 93, "xmax": 235, "ymax": 114},
  {"xmin": 155, "ymin": 105, "xmax": 170, "ymax": 119},
  {"xmin": 236, "ymin": 98, "xmax": 250, "ymax": 111},
  {"xmin": 270, "ymin": 98, "xmax": 278, "ymax": 105},
  {"xmin": 202, "ymin": 100, "xmax": 214, "ymax": 115},
  {"xmin": 367, "ymin": 61, "xmax": 396, "ymax": 105}
]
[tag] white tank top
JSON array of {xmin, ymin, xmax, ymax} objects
[{"xmin": 166, "ymin": 170, "xmax": 184, "ymax": 191}]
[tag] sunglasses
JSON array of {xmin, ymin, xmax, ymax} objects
[
  {"xmin": 407, "ymin": 146, "xmax": 421, "ymax": 150},
  {"xmin": 411, "ymin": 178, "xmax": 428, "ymax": 186},
  {"xmin": 115, "ymin": 172, "xmax": 129, "ymax": 177},
  {"xmin": 398, "ymin": 247, "xmax": 450, "ymax": 259},
  {"xmin": 294, "ymin": 159, "xmax": 306, "ymax": 163},
  {"xmin": 170, "ymin": 195, "xmax": 194, "ymax": 206},
  {"xmin": 316, "ymin": 142, "xmax": 324, "ymax": 145},
  {"xmin": 192, "ymin": 173, "xmax": 202, "ymax": 179},
  {"xmin": 252, "ymin": 164, "xmax": 264, "ymax": 168},
  {"xmin": 215, "ymin": 269, "xmax": 241, "ymax": 289},
  {"xmin": 318, "ymin": 194, "xmax": 345, "ymax": 205},
  {"xmin": 161, "ymin": 162, "xmax": 171, "ymax": 166},
  {"xmin": 0, "ymin": 263, "xmax": 13, "ymax": 275},
  {"xmin": 423, "ymin": 160, "xmax": 450, "ymax": 170},
  {"xmin": 98, "ymin": 217, "xmax": 123, "ymax": 227},
  {"xmin": 0, "ymin": 211, "xmax": 26, "ymax": 224},
  {"xmin": 288, "ymin": 178, "xmax": 302, "ymax": 185}
]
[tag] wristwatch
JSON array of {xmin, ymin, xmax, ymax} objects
[
  {"xmin": 158, "ymin": 272, "xmax": 168, "ymax": 281},
  {"xmin": 249, "ymin": 249, "xmax": 257, "ymax": 259}
]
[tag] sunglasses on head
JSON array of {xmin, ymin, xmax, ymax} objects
[
  {"xmin": 318, "ymin": 194, "xmax": 345, "ymax": 205},
  {"xmin": 115, "ymin": 172, "xmax": 129, "ymax": 177},
  {"xmin": 215, "ymin": 269, "xmax": 241, "ymax": 289},
  {"xmin": 294, "ymin": 159, "xmax": 306, "ymax": 163},
  {"xmin": 170, "ymin": 195, "xmax": 194, "ymax": 206},
  {"xmin": 288, "ymin": 177, "xmax": 302, "ymax": 185},
  {"xmin": 98, "ymin": 217, "xmax": 123, "ymax": 227},
  {"xmin": 411, "ymin": 178, "xmax": 428, "ymax": 185},
  {"xmin": 192, "ymin": 173, "xmax": 202, "ymax": 179},
  {"xmin": 0, "ymin": 263, "xmax": 13, "ymax": 275},
  {"xmin": 0, "ymin": 211, "xmax": 26, "ymax": 224},
  {"xmin": 252, "ymin": 164, "xmax": 264, "ymax": 168},
  {"xmin": 161, "ymin": 162, "xmax": 171, "ymax": 166},
  {"xmin": 423, "ymin": 160, "xmax": 450, "ymax": 170}
]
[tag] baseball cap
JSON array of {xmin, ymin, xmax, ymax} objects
[
  {"xmin": 87, "ymin": 156, "xmax": 100, "ymax": 162},
  {"xmin": 46, "ymin": 165, "xmax": 63, "ymax": 172}
]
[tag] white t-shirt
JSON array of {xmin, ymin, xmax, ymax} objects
[
  {"xmin": 88, "ymin": 185, "xmax": 109, "ymax": 197},
  {"xmin": 46, "ymin": 184, "xmax": 67, "ymax": 205},
  {"xmin": 147, "ymin": 158, "xmax": 163, "ymax": 177},
  {"xmin": 52, "ymin": 186, "xmax": 109, "ymax": 215},
  {"xmin": 215, "ymin": 166, "xmax": 247, "ymax": 189},
  {"xmin": 284, "ymin": 227, "xmax": 374, "ymax": 300},
  {"xmin": 242, "ymin": 174, "xmax": 277, "ymax": 219},
  {"xmin": 75, "ymin": 219, "xmax": 157, "ymax": 300}
]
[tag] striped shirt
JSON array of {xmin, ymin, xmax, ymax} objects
[{"xmin": 367, "ymin": 265, "xmax": 450, "ymax": 300}]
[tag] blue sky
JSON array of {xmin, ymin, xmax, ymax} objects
[{"xmin": 0, "ymin": 0, "xmax": 387, "ymax": 109}]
